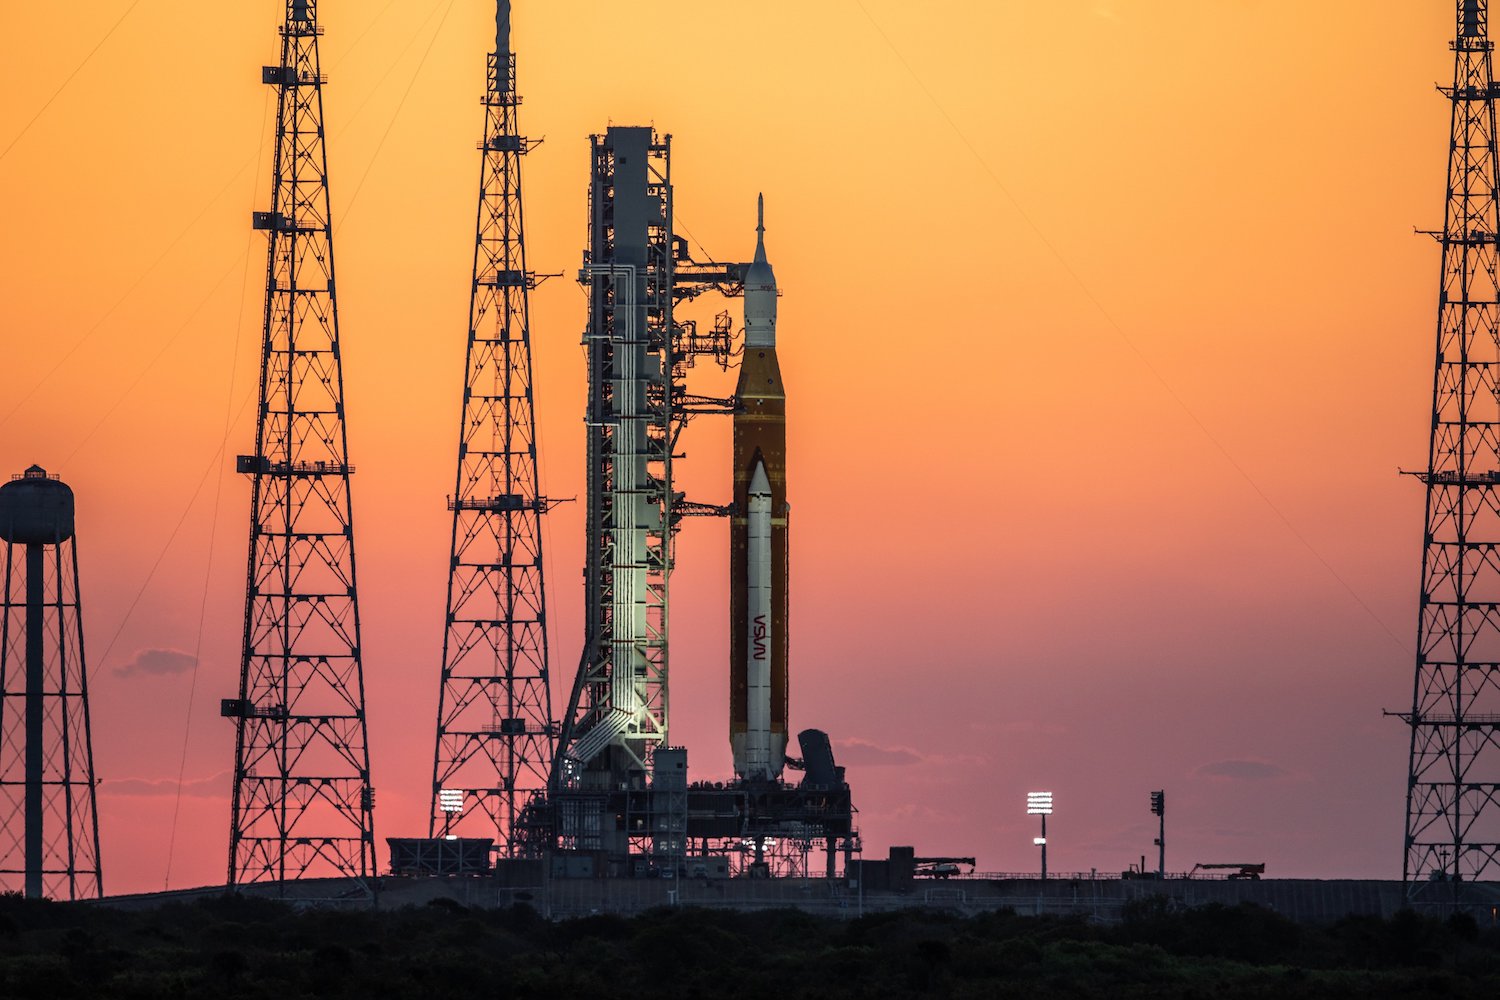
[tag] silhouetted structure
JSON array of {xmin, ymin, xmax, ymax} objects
[
  {"xmin": 0, "ymin": 466, "xmax": 102, "ymax": 900},
  {"xmin": 1400, "ymin": 0, "xmax": 1500, "ymax": 909},
  {"xmin": 223, "ymin": 0, "xmax": 375, "ymax": 891},
  {"xmin": 429, "ymin": 0, "xmax": 557, "ymax": 857}
]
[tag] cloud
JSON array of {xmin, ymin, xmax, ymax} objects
[
  {"xmin": 116, "ymin": 647, "xmax": 196, "ymax": 678},
  {"xmin": 882, "ymin": 802, "xmax": 963, "ymax": 824},
  {"xmin": 1194, "ymin": 759, "xmax": 1290, "ymax": 781},
  {"xmin": 980, "ymin": 720, "xmax": 1068, "ymax": 737},
  {"xmin": 100, "ymin": 772, "xmax": 230, "ymax": 799},
  {"xmin": 834, "ymin": 738, "xmax": 923, "ymax": 768}
]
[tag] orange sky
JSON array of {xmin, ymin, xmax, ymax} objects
[{"xmin": 0, "ymin": 1, "xmax": 1457, "ymax": 893}]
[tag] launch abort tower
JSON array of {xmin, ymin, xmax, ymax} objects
[
  {"xmin": 1401, "ymin": 0, "xmax": 1500, "ymax": 909},
  {"xmin": 224, "ymin": 0, "xmax": 376, "ymax": 890},
  {"xmin": 0, "ymin": 466, "xmax": 102, "ymax": 900}
]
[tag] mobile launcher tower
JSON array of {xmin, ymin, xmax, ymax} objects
[{"xmin": 548, "ymin": 127, "xmax": 856, "ymax": 879}]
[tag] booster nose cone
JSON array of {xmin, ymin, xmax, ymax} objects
[
  {"xmin": 744, "ymin": 194, "xmax": 778, "ymax": 348},
  {"xmin": 749, "ymin": 458, "xmax": 771, "ymax": 496}
]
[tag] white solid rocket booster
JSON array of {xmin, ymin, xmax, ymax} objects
[{"xmin": 745, "ymin": 460, "xmax": 774, "ymax": 778}]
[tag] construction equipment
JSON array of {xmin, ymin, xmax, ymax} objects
[
  {"xmin": 1190, "ymin": 862, "xmax": 1265, "ymax": 880},
  {"xmin": 913, "ymin": 856, "xmax": 976, "ymax": 879}
]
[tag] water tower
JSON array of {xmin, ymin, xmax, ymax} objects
[{"xmin": 0, "ymin": 465, "xmax": 102, "ymax": 899}]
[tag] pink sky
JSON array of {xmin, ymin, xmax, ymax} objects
[{"xmin": 0, "ymin": 2, "xmax": 1454, "ymax": 892}]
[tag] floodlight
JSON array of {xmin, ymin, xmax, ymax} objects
[
  {"xmin": 1026, "ymin": 791, "xmax": 1053, "ymax": 879},
  {"xmin": 438, "ymin": 788, "xmax": 465, "ymax": 813}
]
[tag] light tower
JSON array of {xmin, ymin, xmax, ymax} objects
[
  {"xmin": 1401, "ymin": 0, "xmax": 1500, "ymax": 907},
  {"xmin": 1027, "ymin": 791, "xmax": 1051, "ymax": 880},
  {"xmin": 223, "ymin": 0, "xmax": 375, "ymax": 889},
  {"xmin": 428, "ymin": 0, "xmax": 556, "ymax": 857},
  {"xmin": 0, "ymin": 466, "xmax": 102, "ymax": 900}
]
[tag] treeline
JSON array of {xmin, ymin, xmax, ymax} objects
[{"xmin": 0, "ymin": 890, "xmax": 1497, "ymax": 998}]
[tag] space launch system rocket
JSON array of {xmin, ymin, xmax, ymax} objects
[{"xmin": 730, "ymin": 196, "xmax": 789, "ymax": 781}]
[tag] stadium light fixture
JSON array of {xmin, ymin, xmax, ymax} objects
[{"xmin": 1027, "ymin": 791, "xmax": 1053, "ymax": 879}]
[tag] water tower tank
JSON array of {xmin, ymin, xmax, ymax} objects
[{"xmin": 0, "ymin": 466, "xmax": 74, "ymax": 545}]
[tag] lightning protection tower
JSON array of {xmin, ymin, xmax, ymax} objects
[
  {"xmin": 0, "ymin": 466, "xmax": 102, "ymax": 900},
  {"xmin": 429, "ymin": 0, "xmax": 557, "ymax": 856},
  {"xmin": 1402, "ymin": 0, "xmax": 1500, "ymax": 908},
  {"xmin": 224, "ymin": 0, "xmax": 375, "ymax": 890}
]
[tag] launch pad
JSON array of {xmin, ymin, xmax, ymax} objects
[
  {"xmin": 398, "ymin": 776, "xmax": 855, "ymax": 882},
  {"xmin": 537, "ymin": 125, "xmax": 857, "ymax": 880},
  {"xmin": 536, "ymin": 732, "xmax": 857, "ymax": 882},
  {"xmin": 10, "ymin": 0, "xmax": 1500, "ymax": 909},
  {"xmin": 506, "ymin": 123, "xmax": 856, "ymax": 881}
]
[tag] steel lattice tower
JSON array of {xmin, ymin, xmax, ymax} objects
[
  {"xmin": 0, "ymin": 467, "xmax": 102, "ymax": 900},
  {"xmin": 224, "ymin": 0, "xmax": 375, "ymax": 888},
  {"xmin": 1403, "ymin": 0, "xmax": 1500, "ymax": 904},
  {"xmin": 428, "ymin": 0, "xmax": 556, "ymax": 855}
]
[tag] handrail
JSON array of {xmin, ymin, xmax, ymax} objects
[{"xmin": 923, "ymin": 871, "xmax": 1235, "ymax": 882}]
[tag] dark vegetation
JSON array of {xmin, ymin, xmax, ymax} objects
[{"xmin": 1, "ymin": 891, "xmax": 1498, "ymax": 998}]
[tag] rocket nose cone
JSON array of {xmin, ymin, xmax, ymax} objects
[{"xmin": 749, "ymin": 459, "xmax": 771, "ymax": 495}]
